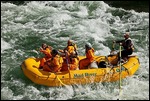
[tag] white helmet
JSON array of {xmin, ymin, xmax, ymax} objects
[{"xmin": 85, "ymin": 42, "xmax": 92, "ymax": 48}]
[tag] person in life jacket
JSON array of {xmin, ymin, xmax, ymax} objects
[
  {"xmin": 43, "ymin": 49, "xmax": 63, "ymax": 72},
  {"xmin": 59, "ymin": 40, "xmax": 79, "ymax": 70},
  {"xmin": 113, "ymin": 32, "xmax": 134, "ymax": 62},
  {"xmin": 61, "ymin": 51, "xmax": 79, "ymax": 71},
  {"xmin": 59, "ymin": 40, "xmax": 78, "ymax": 57},
  {"xmin": 79, "ymin": 43, "xmax": 95, "ymax": 69},
  {"xmin": 39, "ymin": 43, "xmax": 52, "ymax": 69}
]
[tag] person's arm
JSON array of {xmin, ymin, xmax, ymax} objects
[
  {"xmin": 87, "ymin": 49, "xmax": 95, "ymax": 62},
  {"xmin": 115, "ymin": 40, "xmax": 124, "ymax": 43},
  {"xmin": 74, "ymin": 44, "xmax": 78, "ymax": 55},
  {"xmin": 40, "ymin": 48, "xmax": 50, "ymax": 54},
  {"xmin": 58, "ymin": 49, "xmax": 64, "ymax": 53}
]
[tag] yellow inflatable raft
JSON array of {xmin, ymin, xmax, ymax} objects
[{"xmin": 21, "ymin": 54, "xmax": 140, "ymax": 87}]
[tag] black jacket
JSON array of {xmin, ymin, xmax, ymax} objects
[{"xmin": 116, "ymin": 38, "xmax": 133, "ymax": 50}]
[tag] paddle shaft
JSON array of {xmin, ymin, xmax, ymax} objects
[
  {"xmin": 118, "ymin": 43, "xmax": 122, "ymax": 99},
  {"xmin": 65, "ymin": 50, "xmax": 70, "ymax": 70},
  {"xmin": 119, "ymin": 43, "xmax": 122, "ymax": 89},
  {"xmin": 112, "ymin": 42, "xmax": 115, "ymax": 50}
]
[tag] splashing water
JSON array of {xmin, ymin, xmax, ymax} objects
[{"xmin": 1, "ymin": 1, "xmax": 149, "ymax": 100}]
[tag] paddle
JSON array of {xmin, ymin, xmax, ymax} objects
[
  {"xmin": 65, "ymin": 50, "xmax": 70, "ymax": 70},
  {"xmin": 56, "ymin": 50, "xmax": 70, "ymax": 86},
  {"xmin": 107, "ymin": 41, "xmax": 117, "ymax": 74},
  {"xmin": 64, "ymin": 50, "xmax": 72, "ymax": 82},
  {"xmin": 117, "ymin": 43, "xmax": 122, "ymax": 100},
  {"xmin": 110, "ymin": 40, "xmax": 116, "ymax": 55},
  {"xmin": 112, "ymin": 41, "xmax": 115, "ymax": 51}
]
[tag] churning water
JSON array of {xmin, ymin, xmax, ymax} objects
[{"xmin": 1, "ymin": 1, "xmax": 149, "ymax": 100}]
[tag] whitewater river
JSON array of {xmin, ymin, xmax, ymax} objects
[{"xmin": 1, "ymin": 1, "xmax": 149, "ymax": 100}]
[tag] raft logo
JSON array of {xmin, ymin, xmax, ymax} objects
[{"xmin": 74, "ymin": 73, "xmax": 97, "ymax": 78}]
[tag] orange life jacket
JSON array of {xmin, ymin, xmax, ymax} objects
[
  {"xmin": 61, "ymin": 57, "xmax": 79, "ymax": 71},
  {"xmin": 86, "ymin": 48, "xmax": 95, "ymax": 62},
  {"xmin": 40, "ymin": 47, "xmax": 52, "ymax": 59},
  {"xmin": 45, "ymin": 55, "xmax": 63, "ymax": 72}
]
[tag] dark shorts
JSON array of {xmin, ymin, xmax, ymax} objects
[{"xmin": 121, "ymin": 49, "xmax": 133, "ymax": 58}]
